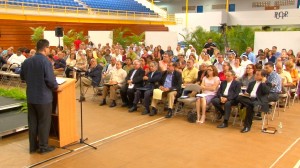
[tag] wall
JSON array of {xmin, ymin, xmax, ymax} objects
[
  {"xmin": 144, "ymin": 31, "xmax": 178, "ymax": 50},
  {"xmin": 157, "ymin": 0, "xmax": 298, "ymax": 14},
  {"xmin": 228, "ymin": 9, "xmax": 300, "ymax": 26},
  {"xmin": 167, "ymin": 12, "xmax": 225, "ymax": 41},
  {"xmin": 254, "ymin": 31, "xmax": 300, "ymax": 54},
  {"xmin": 0, "ymin": 19, "xmax": 168, "ymax": 50}
]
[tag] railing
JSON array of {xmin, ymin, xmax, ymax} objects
[{"xmin": 0, "ymin": 0, "xmax": 176, "ymax": 22}]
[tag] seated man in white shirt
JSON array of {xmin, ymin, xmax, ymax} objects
[
  {"xmin": 237, "ymin": 70, "xmax": 271, "ymax": 133},
  {"xmin": 100, "ymin": 61, "xmax": 127, "ymax": 107},
  {"xmin": 6, "ymin": 48, "xmax": 26, "ymax": 70},
  {"xmin": 211, "ymin": 70, "xmax": 241, "ymax": 128}
]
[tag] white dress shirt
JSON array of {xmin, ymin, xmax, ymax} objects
[
  {"xmin": 223, "ymin": 81, "xmax": 232, "ymax": 96},
  {"xmin": 250, "ymin": 81, "xmax": 261, "ymax": 98}
]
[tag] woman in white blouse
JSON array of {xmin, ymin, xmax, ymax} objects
[{"xmin": 232, "ymin": 57, "xmax": 245, "ymax": 79}]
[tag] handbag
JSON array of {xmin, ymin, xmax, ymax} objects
[{"xmin": 187, "ymin": 111, "xmax": 197, "ymax": 123}]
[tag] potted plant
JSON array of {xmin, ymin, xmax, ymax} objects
[{"xmin": 30, "ymin": 26, "xmax": 46, "ymax": 45}]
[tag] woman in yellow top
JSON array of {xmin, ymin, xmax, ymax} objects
[{"xmin": 285, "ymin": 61, "xmax": 299, "ymax": 87}]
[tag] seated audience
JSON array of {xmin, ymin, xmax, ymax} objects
[
  {"xmin": 53, "ymin": 51, "xmax": 66, "ymax": 76},
  {"xmin": 218, "ymin": 62, "xmax": 232, "ymax": 81},
  {"xmin": 150, "ymin": 62, "xmax": 182, "ymax": 118},
  {"xmin": 65, "ymin": 53, "xmax": 77, "ymax": 78},
  {"xmin": 182, "ymin": 59, "xmax": 198, "ymax": 85},
  {"xmin": 120, "ymin": 60, "xmax": 145, "ymax": 108},
  {"xmin": 284, "ymin": 61, "xmax": 299, "ymax": 87},
  {"xmin": 237, "ymin": 70, "xmax": 271, "ymax": 133},
  {"xmin": 129, "ymin": 61, "xmax": 162, "ymax": 114},
  {"xmin": 159, "ymin": 53, "xmax": 170, "ymax": 72},
  {"xmin": 238, "ymin": 64, "xmax": 256, "ymax": 88},
  {"xmin": 75, "ymin": 58, "xmax": 102, "ymax": 100},
  {"xmin": 100, "ymin": 61, "xmax": 127, "ymax": 107},
  {"xmin": 211, "ymin": 70, "xmax": 241, "ymax": 128},
  {"xmin": 232, "ymin": 57, "xmax": 244, "ymax": 78},
  {"xmin": 240, "ymin": 54, "xmax": 252, "ymax": 68},
  {"xmin": 214, "ymin": 53, "xmax": 225, "ymax": 73},
  {"xmin": 196, "ymin": 65, "xmax": 220, "ymax": 123}
]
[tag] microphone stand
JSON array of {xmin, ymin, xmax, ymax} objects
[{"xmin": 64, "ymin": 70, "xmax": 97, "ymax": 150}]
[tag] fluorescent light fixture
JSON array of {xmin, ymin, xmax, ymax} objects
[{"xmin": 154, "ymin": 0, "xmax": 161, "ymax": 2}]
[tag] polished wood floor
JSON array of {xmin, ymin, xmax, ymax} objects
[{"xmin": 0, "ymin": 88, "xmax": 300, "ymax": 168}]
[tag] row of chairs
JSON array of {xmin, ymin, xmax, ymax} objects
[
  {"xmin": 0, "ymin": 65, "xmax": 22, "ymax": 88},
  {"xmin": 172, "ymin": 83, "xmax": 299, "ymax": 130}
]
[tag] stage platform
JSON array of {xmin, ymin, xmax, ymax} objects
[{"xmin": 0, "ymin": 96, "xmax": 27, "ymax": 137}]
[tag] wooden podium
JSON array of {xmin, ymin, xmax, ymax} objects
[{"xmin": 49, "ymin": 78, "xmax": 78, "ymax": 147}]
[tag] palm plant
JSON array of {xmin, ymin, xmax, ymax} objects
[
  {"xmin": 226, "ymin": 25, "xmax": 255, "ymax": 55},
  {"xmin": 180, "ymin": 27, "xmax": 224, "ymax": 53},
  {"xmin": 30, "ymin": 26, "xmax": 46, "ymax": 45}
]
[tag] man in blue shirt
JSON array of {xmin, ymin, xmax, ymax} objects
[
  {"xmin": 242, "ymin": 47, "xmax": 256, "ymax": 64},
  {"xmin": 272, "ymin": 46, "xmax": 281, "ymax": 59}
]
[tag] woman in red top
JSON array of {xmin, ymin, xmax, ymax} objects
[
  {"xmin": 218, "ymin": 62, "xmax": 232, "ymax": 81},
  {"xmin": 153, "ymin": 47, "xmax": 161, "ymax": 62},
  {"xmin": 140, "ymin": 57, "xmax": 149, "ymax": 75}
]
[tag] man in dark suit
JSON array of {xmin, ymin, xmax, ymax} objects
[
  {"xmin": 120, "ymin": 60, "xmax": 145, "ymax": 108},
  {"xmin": 150, "ymin": 62, "xmax": 182, "ymax": 118},
  {"xmin": 237, "ymin": 70, "xmax": 271, "ymax": 133},
  {"xmin": 76, "ymin": 58, "xmax": 102, "ymax": 101},
  {"xmin": 129, "ymin": 61, "xmax": 162, "ymax": 114},
  {"xmin": 211, "ymin": 70, "xmax": 241, "ymax": 128},
  {"xmin": 20, "ymin": 39, "xmax": 58, "ymax": 154}
]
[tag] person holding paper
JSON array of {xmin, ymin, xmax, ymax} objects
[
  {"xmin": 195, "ymin": 65, "xmax": 220, "ymax": 124},
  {"xmin": 211, "ymin": 70, "xmax": 241, "ymax": 128},
  {"xmin": 150, "ymin": 62, "xmax": 182, "ymax": 118},
  {"xmin": 120, "ymin": 60, "xmax": 145, "ymax": 108},
  {"xmin": 237, "ymin": 70, "xmax": 271, "ymax": 133},
  {"xmin": 100, "ymin": 61, "xmax": 127, "ymax": 107}
]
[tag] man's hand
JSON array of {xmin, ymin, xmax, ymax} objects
[
  {"xmin": 220, "ymin": 97, "xmax": 227, "ymax": 103},
  {"xmin": 262, "ymin": 77, "xmax": 267, "ymax": 83},
  {"xmin": 109, "ymin": 80, "xmax": 117, "ymax": 85},
  {"xmin": 127, "ymin": 80, "xmax": 132, "ymax": 84},
  {"xmin": 143, "ymin": 76, "xmax": 148, "ymax": 80}
]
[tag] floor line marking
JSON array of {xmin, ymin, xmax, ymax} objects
[
  {"xmin": 29, "ymin": 117, "xmax": 166, "ymax": 168},
  {"xmin": 270, "ymin": 137, "xmax": 300, "ymax": 168}
]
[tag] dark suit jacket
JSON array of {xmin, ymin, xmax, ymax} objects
[
  {"xmin": 216, "ymin": 80, "xmax": 241, "ymax": 101},
  {"xmin": 20, "ymin": 53, "xmax": 58, "ymax": 104},
  {"xmin": 246, "ymin": 81, "xmax": 271, "ymax": 112},
  {"xmin": 144, "ymin": 71, "xmax": 162, "ymax": 89},
  {"xmin": 160, "ymin": 70, "xmax": 183, "ymax": 97},
  {"xmin": 125, "ymin": 68, "xmax": 145, "ymax": 88},
  {"xmin": 86, "ymin": 64, "xmax": 103, "ymax": 87}
]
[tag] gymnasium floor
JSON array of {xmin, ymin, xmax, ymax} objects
[{"xmin": 0, "ymin": 88, "xmax": 300, "ymax": 168}]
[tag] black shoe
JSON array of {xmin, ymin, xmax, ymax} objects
[
  {"xmin": 121, "ymin": 103, "xmax": 128, "ymax": 107},
  {"xmin": 38, "ymin": 146, "xmax": 55, "ymax": 154},
  {"xmin": 109, "ymin": 101, "xmax": 116, "ymax": 108},
  {"xmin": 240, "ymin": 127, "xmax": 251, "ymax": 133},
  {"xmin": 99, "ymin": 100, "xmax": 106, "ymax": 106},
  {"xmin": 149, "ymin": 107, "xmax": 157, "ymax": 116},
  {"xmin": 141, "ymin": 109, "xmax": 149, "ymax": 115},
  {"xmin": 29, "ymin": 148, "xmax": 38, "ymax": 154},
  {"xmin": 165, "ymin": 108, "xmax": 173, "ymax": 118},
  {"xmin": 217, "ymin": 122, "xmax": 228, "ymax": 128},
  {"xmin": 128, "ymin": 105, "xmax": 137, "ymax": 112}
]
